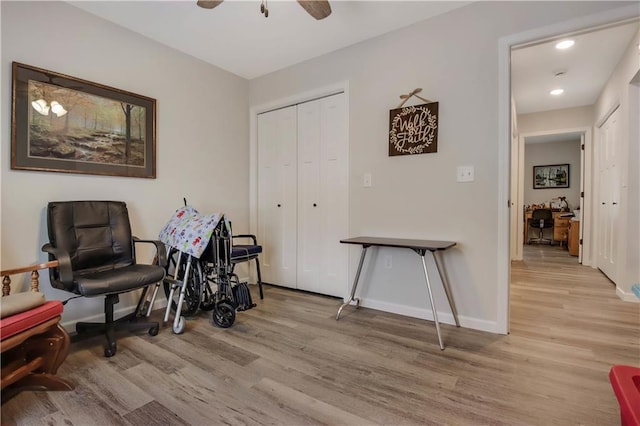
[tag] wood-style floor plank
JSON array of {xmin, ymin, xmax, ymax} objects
[{"xmin": 2, "ymin": 244, "xmax": 638, "ymax": 425}]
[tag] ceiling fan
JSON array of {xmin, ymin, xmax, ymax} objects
[{"xmin": 197, "ymin": 0, "xmax": 332, "ymax": 20}]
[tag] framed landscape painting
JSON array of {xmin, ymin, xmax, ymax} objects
[
  {"xmin": 11, "ymin": 62, "xmax": 156, "ymax": 178},
  {"xmin": 533, "ymin": 164, "xmax": 569, "ymax": 189}
]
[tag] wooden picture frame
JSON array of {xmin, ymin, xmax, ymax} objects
[
  {"xmin": 533, "ymin": 164, "xmax": 569, "ymax": 189},
  {"xmin": 11, "ymin": 62, "xmax": 156, "ymax": 178}
]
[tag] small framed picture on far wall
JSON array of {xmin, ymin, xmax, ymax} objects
[{"xmin": 533, "ymin": 164, "xmax": 569, "ymax": 189}]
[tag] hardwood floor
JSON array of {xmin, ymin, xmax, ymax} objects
[{"xmin": 3, "ymin": 246, "xmax": 638, "ymax": 425}]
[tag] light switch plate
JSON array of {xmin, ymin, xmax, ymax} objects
[
  {"xmin": 457, "ymin": 166, "xmax": 474, "ymax": 182},
  {"xmin": 364, "ymin": 173, "xmax": 372, "ymax": 187}
]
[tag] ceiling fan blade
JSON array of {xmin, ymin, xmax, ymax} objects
[
  {"xmin": 297, "ymin": 0, "xmax": 331, "ymax": 20},
  {"xmin": 197, "ymin": 0, "xmax": 224, "ymax": 9}
]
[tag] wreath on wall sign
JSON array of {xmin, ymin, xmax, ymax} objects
[{"xmin": 389, "ymin": 102, "xmax": 439, "ymax": 156}]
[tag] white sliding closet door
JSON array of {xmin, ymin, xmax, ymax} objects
[
  {"xmin": 257, "ymin": 92, "xmax": 348, "ymax": 298},
  {"xmin": 257, "ymin": 106, "xmax": 298, "ymax": 288},
  {"xmin": 297, "ymin": 94, "xmax": 349, "ymax": 296}
]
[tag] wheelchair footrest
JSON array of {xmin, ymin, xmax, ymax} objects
[{"xmin": 233, "ymin": 282, "xmax": 256, "ymax": 312}]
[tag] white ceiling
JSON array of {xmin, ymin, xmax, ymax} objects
[
  {"xmin": 511, "ymin": 20, "xmax": 639, "ymax": 115},
  {"xmin": 69, "ymin": 0, "xmax": 470, "ymax": 80},
  {"xmin": 69, "ymin": 1, "xmax": 638, "ymax": 115}
]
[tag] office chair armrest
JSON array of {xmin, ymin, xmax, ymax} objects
[
  {"xmin": 133, "ymin": 237, "xmax": 167, "ymax": 268},
  {"xmin": 232, "ymin": 234, "xmax": 258, "ymax": 245},
  {"xmin": 41, "ymin": 243, "xmax": 74, "ymax": 289}
]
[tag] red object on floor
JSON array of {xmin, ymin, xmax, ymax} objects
[{"xmin": 610, "ymin": 365, "xmax": 640, "ymax": 426}]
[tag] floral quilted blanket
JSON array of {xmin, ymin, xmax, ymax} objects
[{"xmin": 159, "ymin": 206, "xmax": 222, "ymax": 258}]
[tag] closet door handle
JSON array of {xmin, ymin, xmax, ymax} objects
[
  {"xmin": 313, "ymin": 203, "xmax": 317, "ymax": 207},
  {"xmin": 612, "ymin": 202, "xmax": 618, "ymax": 205},
  {"xmin": 277, "ymin": 204, "xmax": 281, "ymax": 207},
  {"xmin": 602, "ymin": 202, "xmax": 606, "ymax": 205}
]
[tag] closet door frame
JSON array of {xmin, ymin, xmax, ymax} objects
[{"xmin": 249, "ymin": 81, "xmax": 350, "ymax": 288}]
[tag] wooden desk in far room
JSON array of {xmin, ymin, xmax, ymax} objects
[{"xmin": 524, "ymin": 210, "xmax": 571, "ymax": 245}]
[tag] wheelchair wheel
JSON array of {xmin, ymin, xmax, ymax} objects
[
  {"xmin": 212, "ymin": 301, "xmax": 235, "ymax": 328},
  {"xmin": 163, "ymin": 249, "xmax": 204, "ymax": 317}
]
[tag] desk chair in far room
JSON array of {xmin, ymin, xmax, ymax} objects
[
  {"xmin": 42, "ymin": 201, "xmax": 166, "ymax": 357},
  {"xmin": 528, "ymin": 208, "xmax": 554, "ymax": 244}
]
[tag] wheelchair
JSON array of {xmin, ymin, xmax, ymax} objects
[{"xmin": 152, "ymin": 206, "xmax": 260, "ymax": 334}]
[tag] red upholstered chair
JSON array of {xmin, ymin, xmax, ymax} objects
[
  {"xmin": 1, "ymin": 262, "xmax": 73, "ymax": 401},
  {"xmin": 610, "ymin": 365, "xmax": 640, "ymax": 426}
]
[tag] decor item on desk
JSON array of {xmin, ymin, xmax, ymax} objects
[
  {"xmin": 11, "ymin": 62, "xmax": 156, "ymax": 178},
  {"xmin": 553, "ymin": 196, "xmax": 569, "ymax": 211},
  {"xmin": 533, "ymin": 164, "xmax": 569, "ymax": 189},
  {"xmin": 389, "ymin": 88, "xmax": 438, "ymax": 156}
]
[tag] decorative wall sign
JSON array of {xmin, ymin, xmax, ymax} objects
[
  {"xmin": 389, "ymin": 102, "xmax": 439, "ymax": 156},
  {"xmin": 533, "ymin": 164, "xmax": 569, "ymax": 189},
  {"xmin": 11, "ymin": 62, "xmax": 156, "ymax": 178}
]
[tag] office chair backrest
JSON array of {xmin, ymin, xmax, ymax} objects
[
  {"xmin": 532, "ymin": 208, "xmax": 553, "ymax": 226},
  {"xmin": 47, "ymin": 201, "xmax": 135, "ymax": 288}
]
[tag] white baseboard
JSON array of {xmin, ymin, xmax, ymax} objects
[
  {"xmin": 616, "ymin": 286, "xmax": 640, "ymax": 303},
  {"xmin": 357, "ymin": 297, "xmax": 499, "ymax": 334}
]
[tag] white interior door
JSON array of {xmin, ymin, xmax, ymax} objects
[
  {"xmin": 318, "ymin": 94, "xmax": 349, "ymax": 297},
  {"xmin": 257, "ymin": 106, "xmax": 298, "ymax": 288},
  {"xmin": 297, "ymin": 100, "xmax": 322, "ymax": 293},
  {"xmin": 296, "ymin": 93, "xmax": 349, "ymax": 297},
  {"xmin": 597, "ymin": 107, "xmax": 620, "ymax": 282}
]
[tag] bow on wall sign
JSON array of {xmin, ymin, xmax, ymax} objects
[{"xmin": 389, "ymin": 88, "xmax": 439, "ymax": 156}]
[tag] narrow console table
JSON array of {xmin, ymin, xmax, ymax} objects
[{"xmin": 336, "ymin": 237, "xmax": 460, "ymax": 350}]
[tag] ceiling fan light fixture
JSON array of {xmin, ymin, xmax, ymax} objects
[
  {"xmin": 31, "ymin": 99, "xmax": 50, "ymax": 115},
  {"xmin": 555, "ymin": 39, "xmax": 575, "ymax": 50},
  {"xmin": 550, "ymin": 88, "xmax": 564, "ymax": 96}
]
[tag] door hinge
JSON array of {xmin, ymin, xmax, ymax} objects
[
  {"xmin": 581, "ymin": 144, "xmax": 585, "ymax": 150},
  {"xmin": 580, "ymin": 239, "xmax": 583, "ymax": 245},
  {"xmin": 581, "ymin": 191, "xmax": 584, "ymax": 198}
]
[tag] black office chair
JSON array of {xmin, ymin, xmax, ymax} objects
[
  {"xmin": 42, "ymin": 201, "xmax": 166, "ymax": 357},
  {"xmin": 529, "ymin": 208, "xmax": 554, "ymax": 244}
]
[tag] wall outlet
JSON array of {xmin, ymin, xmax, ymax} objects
[{"xmin": 384, "ymin": 255, "xmax": 392, "ymax": 269}]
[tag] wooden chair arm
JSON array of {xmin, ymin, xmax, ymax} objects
[{"xmin": 1, "ymin": 261, "xmax": 59, "ymax": 296}]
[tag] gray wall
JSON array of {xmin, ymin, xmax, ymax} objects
[
  {"xmin": 594, "ymin": 27, "xmax": 640, "ymax": 297},
  {"xmin": 249, "ymin": 1, "xmax": 632, "ymax": 331},
  {"xmin": 524, "ymin": 140, "xmax": 582, "ymax": 210},
  {"xmin": 1, "ymin": 1, "xmax": 250, "ymax": 326}
]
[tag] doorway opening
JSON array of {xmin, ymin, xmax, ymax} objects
[{"xmin": 498, "ymin": 9, "xmax": 640, "ymax": 333}]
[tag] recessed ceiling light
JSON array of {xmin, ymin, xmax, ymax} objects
[
  {"xmin": 555, "ymin": 40, "xmax": 575, "ymax": 50},
  {"xmin": 550, "ymin": 89, "xmax": 564, "ymax": 96}
]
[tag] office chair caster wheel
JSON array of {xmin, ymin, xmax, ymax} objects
[
  {"xmin": 172, "ymin": 316, "xmax": 185, "ymax": 334},
  {"xmin": 148, "ymin": 325, "xmax": 159, "ymax": 336},
  {"xmin": 212, "ymin": 302, "xmax": 235, "ymax": 328},
  {"xmin": 104, "ymin": 341, "xmax": 117, "ymax": 358}
]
